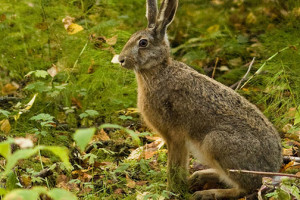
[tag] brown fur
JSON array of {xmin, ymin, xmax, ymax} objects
[{"xmin": 118, "ymin": 0, "xmax": 282, "ymax": 199}]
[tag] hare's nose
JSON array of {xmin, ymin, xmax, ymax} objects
[{"xmin": 119, "ymin": 56, "xmax": 126, "ymax": 64}]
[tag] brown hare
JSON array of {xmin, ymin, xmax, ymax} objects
[{"xmin": 118, "ymin": 0, "xmax": 282, "ymax": 199}]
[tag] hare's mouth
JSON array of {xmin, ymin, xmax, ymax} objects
[{"xmin": 119, "ymin": 57, "xmax": 135, "ymax": 70}]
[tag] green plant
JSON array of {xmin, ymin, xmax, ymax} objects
[{"xmin": 0, "ymin": 138, "xmax": 75, "ymax": 199}]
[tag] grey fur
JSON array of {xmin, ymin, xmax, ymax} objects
[{"xmin": 118, "ymin": 0, "xmax": 282, "ymax": 199}]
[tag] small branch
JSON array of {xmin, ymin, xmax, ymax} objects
[
  {"xmin": 234, "ymin": 57, "xmax": 255, "ymax": 91},
  {"xmin": 211, "ymin": 57, "xmax": 219, "ymax": 79},
  {"xmin": 228, "ymin": 169, "xmax": 300, "ymax": 179},
  {"xmin": 35, "ymin": 167, "xmax": 53, "ymax": 178},
  {"xmin": 283, "ymin": 156, "xmax": 300, "ymax": 163}
]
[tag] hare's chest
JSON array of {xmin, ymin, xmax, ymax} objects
[{"xmin": 137, "ymin": 90, "xmax": 178, "ymax": 130}]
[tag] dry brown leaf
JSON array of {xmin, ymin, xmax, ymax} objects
[
  {"xmin": 15, "ymin": 137, "xmax": 34, "ymax": 149},
  {"xmin": 2, "ymin": 82, "xmax": 19, "ymax": 95},
  {"xmin": 126, "ymin": 175, "xmax": 136, "ymax": 189},
  {"xmin": 71, "ymin": 97, "xmax": 82, "ymax": 109},
  {"xmin": 281, "ymin": 161, "xmax": 295, "ymax": 172},
  {"xmin": 145, "ymin": 136, "xmax": 161, "ymax": 141},
  {"xmin": 0, "ymin": 14, "xmax": 6, "ymax": 22},
  {"xmin": 47, "ymin": 64, "xmax": 59, "ymax": 77},
  {"xmin": 282, "ymin": 148, "xmax": 293, "ymax": 156},
  {"xmin": 136, "ymin": 180, "xmax": 148, "ymax": 186},
  {"xmin": 20, "ymin": 175, "xmax": 31, "ymax": 188},
  {"xmin": 98, "ymin": 129, "xmax": 110, "ymax": 141},
  {"xmin": 0, "ymin": 119, "xmax": 11, "ymax": 134},
  {"xmin": 106, "ymin": 35, "xmax": 118, "ymax": 46},
  {"xmin": 114, "ymin": 188, "xmax": 124, "ymax": 194}
]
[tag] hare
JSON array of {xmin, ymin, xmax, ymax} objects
[{"xmin": 118, "ymin": 0, "xmax": 282, "ymax": 199}]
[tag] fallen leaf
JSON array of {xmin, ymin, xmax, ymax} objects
[
  {"xmin": 127, "ymin": 138, "xmax": 165, "ymax": 160},
  {"xmin": 67, "ymin": 23, "xmax": 83, "ymax": 35},
  {"xmin": 14, "ymin": 137, "xmax": 34, "ymax": 149},
  {"xmin": 62, "ymin": 16, "xmax": 83, "ymax": 35},
  {"xmin": 0, "ymin": 119, "xmax": 11, "ymax": 134},
  {"xmin": 229, "ymin": 57, "xmax": 242, "ymax": 67},
  {"xmin": 136, "ymin": 181, "xmax": 148, "ymax": 186},
  {"xmin": 71, "ymin": 97, "xmax": 82, "ymax": 109},
  {"xmin": 282, "ymin": 148, "xmax": 293, "ymax": 156},
  {"xmin": 111, "ymin": 55, "xmax": 120, "ymax": 64},
  {"xmin": 219, "ymin": 66, "xmax": 229, "ymax": 72},
  {"xmin": 106, "ymin": 35, "xmax": 118, "ymax": 46},
  {"xmin": 246, "ymin": 12, "xmax": 257, "ymax": 24},
  {"xmin": 113, "ymin": 188, "xmax": 124, "ymax": 194},
  {"xmin": 62, "ymin": 16, "xmax": 75, "ymax": 29},
  {"xmin": 2, "ymin": 82, "xmax": 19, "ymax": 95},
  {"xmin": 126, "ymin": 175, "xmax": 136, "ymax": 189},
  {"xmin": 47, "ymin": 64, "xmax": 59, "ymax": 77},
  {"xmin": 207, "ymin": 24, "xmax": 220, "ymax": 34},
  {"xmin": 20, "ymin": 175, "xmax": 31, "ymax": 188},
  {"xmin": 0, "ymin": 14, "xmax": 6, "ymax": 22},
  {"xmin": 97, "ymin": 129, "xmax": 110, "ymax": 141},
  {"xmin": 281, "ymin": 161, "xmax": 295, "ymax": 172}
]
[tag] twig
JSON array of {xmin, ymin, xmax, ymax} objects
[
  {"xmin": 229, "ymin": 169, "xmax": 300, "ymax": 178},
  {"xmin": 235, "ymin": 57, "xmax": 255, "ymax": 91},
  {"xmin": 283, "ymin": 156, "xmax": 300, "ymax": 163},
  {"xmin": 66, "ymin": 40, "xmax": 89, "ymax": 82},
  {"xmin": 211, "ymin": 57, "xmax": 219, "ymax": 79}
]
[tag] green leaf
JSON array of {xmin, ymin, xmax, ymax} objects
[
  {"xmin": 6, "ymin": 172, "xmax": 18, "ymax": 190},
  {"xmin": 24, "ymin": 81, "xmax": 50, "ymax": 93},
  {"xmin": 30, "ymin": 113, "xmax": 54, "ymax": 122},
  {"xmin": 34, "ymin": 70, "xmax": 49, "ymax": 78},
  {"xmin": 5, "ymin": 148, "xmax": 40, "ymax": 175},
  {"xmin": 99, "ymin": 123, "xmax": 122, "ymax": 129},
  {"xmin": 294, "ymin": 107, "xmax": 300, "ymax": 125},
  {"xmin": 278, "ymin": 189, "xmax": 291, "ymax": 200},
  {"xmin": 0, "ymin": 142, "xmax": 11, "ymax": 159},
  {"xmin": 0, "ymin": 188, "xmax": 7, "ymax": 195},
  {"xmin": 99, "ymin": 123, "xmax": 141, "ymax": 146},
  {"xmin": 3, "ymin": 189, "xmax": 39, "ymax": 200},
  {"xmin": 0, "ymin": 109, "xmax": 11, "ymax": 118},
  {"xmin": 73, "ymin": 128, "xmax": 96, "ymax": 152},
  {"xmin": 43, "ymin": 146, "xmax": 72, "ymax": 170},
  {"xmin": 79, "ymin": 113, "xmax": 88, "ymax": 119},
  {"xmin": 47, "ymin": 188, "xmax": 77, "ymax": 200},
  {"xmin": 84, "ymin": 110, "xmax": 99, "ymax": 117}
]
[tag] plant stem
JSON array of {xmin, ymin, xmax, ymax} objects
[{"xmin": 38, "ymin": 138, "xmax": 50, "ymax": 188}]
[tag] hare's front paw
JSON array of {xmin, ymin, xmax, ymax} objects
[{"xmin": 191, "ymin": 191, "xmax": 215, "ymax": 200}]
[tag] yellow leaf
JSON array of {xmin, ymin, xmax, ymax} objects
[
  {"xmin": 67, "ymin": 23, "xmax": 83, "ymax": 35},
  {"xmin": 246, "ymin": 12, "xmax": 257, "ymax": 24},
  {"xmin": 25, "ymin": 93, "xmax": 38, "ymax": 111},
  {"xmin": 207, "ymin": 24, "xmax": 220, "ymax": 34},
  {"xmin": 0, "ymin": 119, "xmax": 11, "ymax": 134}
]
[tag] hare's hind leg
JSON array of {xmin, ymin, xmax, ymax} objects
[
  {"xmin": 188, "ymin": 169, "xmax": 221, "ymax": 191},
  {"xmin": 166, "ymin": 138, "xmax": 189, "ymax": 194}
]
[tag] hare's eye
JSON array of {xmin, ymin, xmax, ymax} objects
[{"xmin": 139, "ymin": 39, "xmax": 148, "ymax": 47}]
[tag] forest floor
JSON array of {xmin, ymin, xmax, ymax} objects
[{"xmin": 0, "ymin": 0, "xmax": 300, "ymax": 199}]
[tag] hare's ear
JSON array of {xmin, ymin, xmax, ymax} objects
[
  {"xmin": 146, "ymin": 0, "xmax": 158, "ymax": 28},
  {"xmin": 155, "ymin": 0, "xmax": 178, "ymax": 38}
]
